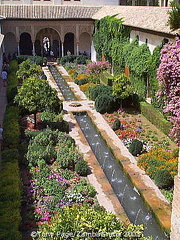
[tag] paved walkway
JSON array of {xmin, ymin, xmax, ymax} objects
[{"xmin": 0, "ymin": 84, "xmax": 7, "ymax": 166}]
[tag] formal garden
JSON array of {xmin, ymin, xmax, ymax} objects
[
  {"xmin": 0, "ymin": 13, "xmax": 179, "ymax": 240},
  {"xmin": 0, "ymin": 57, "xmax": 152, "ymax": 240},
  {"xmin": 57, "ymin": 15, "xmax": 179, "ymax": 205}
]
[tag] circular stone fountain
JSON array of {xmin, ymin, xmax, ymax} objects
[{"xmin": 69, "ymin": 102, "xmax": 82, "ymax": 107}]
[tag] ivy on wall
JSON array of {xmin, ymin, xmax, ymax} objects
[
  {"xmin": 93, "ymin": 15, "xmax": 162, "ymax": 100},
  {"xmin": 148, "ymin": 45, "xmax": 163, "ymax": 106},
  {"xmin": 93, "ymin": 15, "xmax": 130, "ymax": 72},
  {"xmin": 123, "ymin": 40, "xmax": 151, "ymax": 99}
]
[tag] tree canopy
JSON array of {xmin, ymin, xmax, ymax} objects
[{"xmin": 15, "ymin": 77, "xmax": 62, "ymax": 128}]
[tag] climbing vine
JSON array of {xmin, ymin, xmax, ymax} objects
[
  {"xmin": 93, "ymin": 15, "xmax": 162, "ymax": 100},
  {"xmin": 123, "ymin": 39, "xmax": 151, "ymax": 99},
  {"xmin": 93, "ymin": 15, "xmax": 130, "ymax": 72},
  {"xmin": 148, "ymin": 44, "xmax": 162, "ymax": 107}
]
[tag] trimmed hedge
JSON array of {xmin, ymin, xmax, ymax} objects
[
  {"xmin": 3, "ymin": 105, "xmax": 21, "ymax": 148},
  {"xmin": 16, "ymin": 55, "xmax": 46, "ymax": 66},
  {"xmin": 0, "ymin": 102, "xmax": 22, "ymax": 239},
  {"xmin": 0, "ymin": 161, "xmax": 22, "ymax": 240},
  {"xmin": 140, "ymin": 102, "xmax": 172, "ymax": 136},
  {"xmin": 57, "ymin": 55, "xmax": 88, "ymax": 65}
]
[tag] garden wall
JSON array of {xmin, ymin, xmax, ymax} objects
[{"xmin": 170, "ymin": 152, "xmax": 180, "ymax": 240}]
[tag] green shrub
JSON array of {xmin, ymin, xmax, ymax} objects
[
  {"xmin": 129, "ymin": 139, "xmax": 143, "ymax": 156},
  {"xmin": 16, "ymin": 55, "xmax": 44, "ymax": 66},
  {"xmin": 40, "ymin": 110, "xmax": 56, "ymax": 122},
  {"xmin": 140, "ymin": 102, "xmax": 172, "ymax": 136},
  {"xmin": 154, "ymin": 170, "xmax": 174, "ymax": 189},
  {"xmin": 58, "ymin": 55, "xmax": 88, "ymax": 65},
  {"xmin": 57, "ymin": 134, "xmax": 75, "ymax": 148},
  {"xmin": 7, "ymin": 72, "xmax": 18, "ymax": 104},
  {"xmin": 1, "ymin": 148, "xmax": 19, "ymax": 162},
  {"xmin": 112, "ymin": 119, "xmax": 121, "ymax": 131},
  {"xmin": 95, "ymin": 94, "xmax": 115, "ymax": 113},
  {"xmin": 31, "ymin": 128, "xmax": 59, "ymax": 146},
  {"xmin": 89, "ymin": 84, "xmax": 112, "ymax": 101},
  {"xmin": 48, "ymin": 120, "xmax": 69, "ymax": 133},
  {"xmin": 57, "ymin": 146, "xmax": 82, "ymax": 170},
  {"xmin": 74, "ymin": 78, "xmax": 89, "ymax": 86},
  {"xmin": 75, "ymin": 160, "xmax": 89, "ymax": 176},
  {"xmin": 72, "ymin": 179, "xmax": 96, "ymax": 197},
  {"xmin": 9, "ymin": 60, "xmax": 18, "ymax": 72},
  {"xmin": 24, "ymin": 129, "xmax": 41, "ymax": 140},
  {"xmin": 59, "ymin": 169, "xmax": 76, "ymax": 180},
  {"xmin": 0, "ymin": 161, "xmax": 22, "ymax": 240},
  {"xmin": 38, "ymin": 204, "xmax": 147, "ymax": 240},
  {"xmin": 27, "ymin": 143, "xmax": 56, "ymax": 166},
  {"xmin": 3, "ymin": 105, "xmax": 20, "ymax": 148}
]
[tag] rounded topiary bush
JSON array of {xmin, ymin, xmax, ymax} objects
[
  {"xmin": 112, "ymin": 119, "xmax": 121, "ymax": 131},
  {"xmin": 75, "ymin": 160, "xmax": 89, "ymax": 176},
  {"xmin": 154, "ymin": 170, "xmax": 174, "ymax": 189},
  {"xmin": 95, "ymin": 94, "xmax": 115, "ymax": 113},
  {"xmin": 74, "ymin": 78, "xmax": 89, "ymax": 86},
  {"xmin": 129, "ymin": 139, "xmax": 143, "ymax": 156},
  {"xmin": 89, "ymin": 85, "xmax": 112, "ymax": 101}
]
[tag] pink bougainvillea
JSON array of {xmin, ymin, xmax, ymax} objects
[
  {"xmin": 157, "ymin": 39, "xmax": 180, "ymax": 145},
  {"xmin": 86, "ymin": 61, "xmax": 111, "ymax": 75}
]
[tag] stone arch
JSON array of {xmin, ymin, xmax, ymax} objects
[
  {"xmin": 19, "ymin": 32, "xmax": 33, "ymax": 55},
  {"xmin": 35, "ymin": 28, "xmax": 61, "ymax": 57},
  {"xmin": 64, "ymin": 32, "xmax": 75, "ymax": 56},
  {"xmin": 4, "ymin": 32, "xmax": 18, "ymax": 58},
  {"xmin": 79, "ymin": 32, "xmax": 91, "ymax": 57}
]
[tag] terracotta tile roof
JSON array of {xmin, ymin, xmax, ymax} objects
[
  {"xmin": 0, "ymin": 5, "xmax": 101, "ymax": 19},
  {"xmin": 0, "ymin": 5, "xmax": 179, "ymax": 35},
  {"xmin": 92, "ymin": 6, "xmax": 179, "ymax": 35}
]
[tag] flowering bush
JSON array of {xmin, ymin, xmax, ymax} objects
[
  {"xmin": 86, "ymin": 61, "xmax": 111, "ymax": 75},
  {"xmin": 157, "ymin": 39, "xmax": 180, "ymax": 145},
  {"xmin": 38, "ymin": 204, "xmax": 147, "ymax": 240},
  {"xmin": 137, "ymin": 148, "xmax": 178, "ymax": 178}
]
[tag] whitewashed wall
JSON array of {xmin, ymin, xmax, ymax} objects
[
  {"xmin": 0, "ymin": 34, "xmax": 4, "ymax": 71},
  {"xmin": 130, "ymin": 30, "xmax": 174, "ymax": 54}
]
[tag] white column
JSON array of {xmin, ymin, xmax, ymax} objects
[
  {"xmin": 76, "ymin": 42, "xmax": 79, "ymax": 56},
  {"xmin": 59, "ymin": 41, "xmax": 61, "ymax": 57},
  {"xmin": 32, "ymin": 42, "xmax": 35, "ymax": 56},
  {"xmin": 91, "ymin": 41, "xmax": 96, "ymax": 62},
  {"xmin": 17, "ymin": 43, "xmax": 20, "ymax": 55},
  {"xmin": 61, "ymin": 42, "xmax": 64, "ymax": 57}
]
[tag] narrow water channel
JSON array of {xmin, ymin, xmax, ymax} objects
[
  {"xmin": 75, "ymin": 112, "xmax": 168, "ymax": 240},
  {"xmin": 49, "ymin": 64, "xmax": 169, "ymax": 240}
]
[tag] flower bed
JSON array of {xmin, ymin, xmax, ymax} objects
[
  {"xmin": 103, "ymin": 109, "xmax": 178, "ymax": 203},
  {"xmin": 103, "ymin": 110, "xmax": 176, "ymax": 152}
]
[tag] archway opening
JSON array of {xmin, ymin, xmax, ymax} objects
[
  {"xmin": 43, "ymin": 37, "xmax": 51, "ymax": 57},
  {"xmin": 35, "ymin": 28, "xmax": 61, "ymax": 58},
  {"xmin": 19, "ymin": 32, "xmax": 33, "ymax": 55},
  {"xmin": 79, "ymin": 32, "xmax": 91, "ymax": 57},
  {"xmin": 4, "ymin": 32, "xmax": 17, "ymax": 59},
  {"xmin": 53, "ymin": 40, "xmax": 60, "ymax": 58},
  {"xmin": 64, "ymin": 32, "xmax": 74, "ymax": 56}
]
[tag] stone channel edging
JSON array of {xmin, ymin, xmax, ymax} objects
[{"xmin": 43, "ymin": 63, "xmax": 172, "ymax": 234}]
